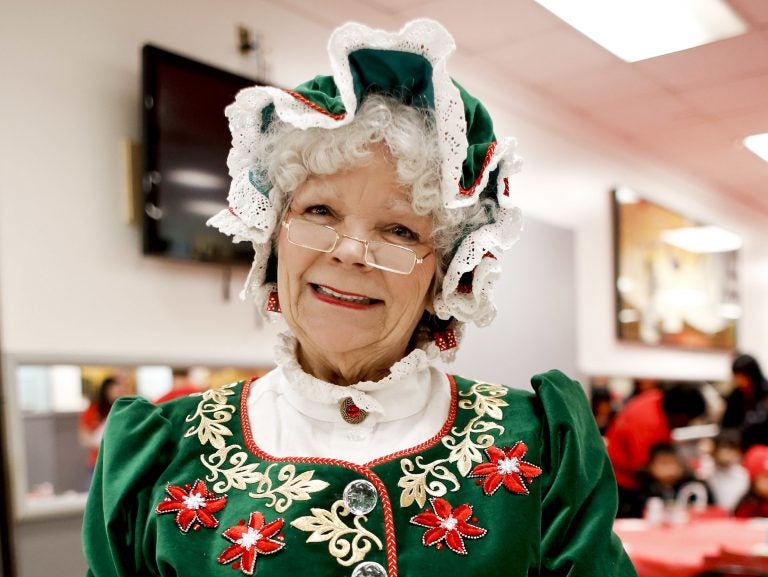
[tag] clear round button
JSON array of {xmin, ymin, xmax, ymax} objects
[
  {"xmin": 343, "ymin": 479, "xmax": 378, "ymax": 515},
  {"xmin": 351, "ymin": 561, "xmax": 387, "ymax": 577}
]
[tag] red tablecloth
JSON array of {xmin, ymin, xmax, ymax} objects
[{"xmin": 614, "ymin": 516, "xmax": 768, "ymax": 577}]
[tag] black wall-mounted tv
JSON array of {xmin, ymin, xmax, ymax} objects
[{"xmin": 142, "ymin": 44, "xmax": 259, "ymax": 265}]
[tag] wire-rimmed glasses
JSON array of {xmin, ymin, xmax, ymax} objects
[{"xmin": 281, "ymin": 217, "xmax": 430, "ymax": 275}]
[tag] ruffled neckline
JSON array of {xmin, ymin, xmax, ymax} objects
[{"xmin": 273, "ymin": 332, "xmax": 437, "ymax": 421}]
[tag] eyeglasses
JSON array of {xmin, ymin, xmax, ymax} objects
[{"xmin": 282, "ymin": 217, "xmax": 430, "ymax": 275}]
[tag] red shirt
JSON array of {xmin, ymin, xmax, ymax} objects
[
  {"xmin": 734, "ymin": 494, "xmax": 768, "ymax": 518},
  {"xmin": 604, "ymin": 389, "xmax": 671, "ymax": 490},
  {"xmin": 79, "ymin": 403, "xmax": 106, "ymax": 468},
  {"xmin": 154, "ymin": 385, "xmax": 202, "ymax": 404}
]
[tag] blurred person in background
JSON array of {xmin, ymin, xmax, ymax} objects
[
  {"xmin": 734, "ymin": 444, "xmax": 768, "ymax": 518},
  {"xmin": 628, "ymin": 377, "xmax": 659, "ymax": 400},
  {"xmin": 154, "ymin": 367, "xmax": 205, "ymax": 404},
  {"xmin": 590, "ymin": 385, "xmax": 618, "ymax": 436},
  {"xmin": 634, "ymin": 443, "xmax": 713, "ymax": 515},
  {"xmin": 723, "ymin": 353, "xmax": 768, "ymax": 450},
  {"xmin": 82, "ymin": 19, "xmax": 636, "ymax": 577},
  {"xmin": 78, "ymin": 376, "xmax": 128, "ymax": 474},
  {"xmin": 701, "ymin": 430, "xmax": 749, "ymax": 513},
  {"xmin": 605, "ymin": 382, "xmax": 707, "ymax": 517}
]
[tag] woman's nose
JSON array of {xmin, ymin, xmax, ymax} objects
[{"xmin": 331, "ymin": 234, "xmax": 370, "ymax": 268}]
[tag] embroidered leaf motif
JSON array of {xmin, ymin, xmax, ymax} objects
[
  {"xmin": 184, "ymin": 383, "xmax": 238, "ymax": 449},
  {"xmin": 396, "ymin": 380, "xmax": 510, "ymax": 508},
  {"xmin": 398, "ymin": 456, "xmax": 461, "ymax": 508},
  {"xmin": 458, "ymin": 382, "xmax": 509, "ymax": 420},
  {"xmin": 185, "ymin": 381, "xmax": 329, "ymax": 514},
  {"xmin": 290, "ymin": 499, "xmax": 383, "ymax": 566},
  {"xmin": 442, "ymin": 418, "xmax": 505, "ymax": 477},
  {"xmin": 201, "ymin": 445, "xmax": 264, "ymax": 493},
  {"xmin": 249, "ymin": 464, "xmax": 330, "ymax": 513}
]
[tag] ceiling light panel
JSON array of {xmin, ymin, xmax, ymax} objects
[{"xmin": 534, "ymin": 0, "xmax": 748, "ymax": 62}]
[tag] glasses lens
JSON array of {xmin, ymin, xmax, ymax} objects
[
  {"xmin": 366, "ymin": 242, "xmax": 416, "ymax": 274},
  {"xmin": 288, "ymin": 219, "xmax": 337, "ymax": 251}
]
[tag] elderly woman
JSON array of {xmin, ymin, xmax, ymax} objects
[{"xmin": 83, "ymin": 20, "xmax": 635, "ymax": 577}]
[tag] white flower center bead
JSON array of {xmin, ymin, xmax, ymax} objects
[
  {"xmin": 237, "ymin": 528, "xmax": 263, "ymax": 550},
  {"xmin": 497, "ymin": 457, "xmax": 520, "ymax": 475},
  {"xmin": 440, "ymin": 515, "xmax": 458, "ymax": 531},
  {"xmin": 183, "ymin": 492, "xmax": 206, "ymax": 510}
]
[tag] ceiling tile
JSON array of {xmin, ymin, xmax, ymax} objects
[
  {"xmin": 362, "ymin": 0, "xmax": 436, "ymax": 12},
  {"xmin": 267, "ymin": 0, "xmax": 399, "ymax": 30},
  {"xmin": 678, "ymin": 73, "xmax": 768, "ymax": 118},
  {"xmin": 718, "ymin": 110, "xmax": 768, "ymax": 139},
  {"xmin": 730, "ymin": 0, "xmax": 768, "ymax": 25},
  {"xmin": 634, "ymin": 30, "xmax": 768, "ymax": 91},
  {"xmin": 482, "ymin": 26, "xmax": 617, "ymax": 86},
  {"xmin": 538, "ymin": 63, "xmax": 668, "ymax": 109},
  {"xmin": 588, "ymin": 94, "xmax": 705, "ymax": 138}
]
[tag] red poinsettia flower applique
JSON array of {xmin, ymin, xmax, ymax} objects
[
  {"xmin": 409, "ymin": 497, "xmax": 487, "ymax": 555},
  {"xmin": 218, "ymin": 512, "xmax": 286, "ymax": 575},
  {"xmin": 155, "ymin": 479, "xmax": 228, "ymax": 533},
  {"xmin": 469, "ymin": 441, "xmax": 542, "ymax": 496}
]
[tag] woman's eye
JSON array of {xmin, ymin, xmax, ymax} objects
[
  {"xmin": 387, "ymin": 224, "xmax": 419, "ymax": 243},
  {"xmin": 305, "ymin": 205, "xmax": 330, "ymax": 216}
]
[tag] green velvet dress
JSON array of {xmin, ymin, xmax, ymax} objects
[{"xmin": 82, "ymin": 370, "xmax": 637, "ymax": 576}]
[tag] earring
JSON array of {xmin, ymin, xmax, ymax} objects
[
  {"xmin": 433, "ymin": 328, "xmax": 457, "ymax": 351},
  {"xmin": 266, "ymin": 291, "xmax": 281, "ymax": 313}
]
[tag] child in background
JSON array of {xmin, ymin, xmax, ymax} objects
[
  {"xmin": 636, "ymin": 443, "xmax": 713, "ymax": 510},
  {"xmin": 734, "ymin": 444, "xmax": 768, "ymax": 517},
  {"xmin": 705, "ymin": 430, "xmax": 749, "ymax": 513}
]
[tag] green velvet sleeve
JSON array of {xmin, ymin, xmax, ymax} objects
[
  {"xmin": 532, "ymin": 371, "xmax": 637, "ymax": 577},
  {"xmin": 82, "ymin": 397, "xmax": 173, "ymax": 577}
]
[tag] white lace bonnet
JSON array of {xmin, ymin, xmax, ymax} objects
[{"xmin": 207, "ymin": 19, "xmax": 523, "ymax": 352}]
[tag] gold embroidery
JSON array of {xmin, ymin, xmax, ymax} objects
[
  {"xmin": 202, "ymin": 444, "xmax": 263, "ymax": 492},
  {"xmin": 186, "ymin": 382, "xmax": 329, "ymax": 511},
  {"xmin": 397, "ymin": 455, "xmax": 460, "ymax": 508},
  {"xmin": 249, "ymin": 464, "xmax": 330, "ymax": 513},
  {"xmin": 443, "ymin": 417, "xmax": 505, "ymax": 477},
  {"xmin": 290, "ymin": 499, "xmax": 383, "ymax": 566},
  {"xmin": 184, "ymin": 383, "xmax": 238, "ymax": 449},
  {"xmin": 458, "ymin": 382, "xmax": 509, "ymax": 420},
  {"xmin": 397, "ymin": 380, "xmax": 509, "ymax": 504}
]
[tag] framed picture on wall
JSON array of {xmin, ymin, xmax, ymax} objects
[{"xmin": 612, "ymin": 186, "xmax": 740, "ymax": 349}]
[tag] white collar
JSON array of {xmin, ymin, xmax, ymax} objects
[{"xmin": 274, "ymin": 332, "xmax": 438, "ymax": 424}]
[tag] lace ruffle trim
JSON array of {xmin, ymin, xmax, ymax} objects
[
  {"xmin": 434, "ymin": 207, "xmax": 523, "ymax": 326},
  {"xmin": 273, "ymin": 332, "xmax": 437, "ymax": 414}
]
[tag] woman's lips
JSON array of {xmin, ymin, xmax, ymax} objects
[{"xmin": 310, "ymin": 283, "xmax": 382, "ymax": 309}]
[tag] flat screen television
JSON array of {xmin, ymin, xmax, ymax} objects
[{"xmin": 142, "ymin": 44, "xmax": 260, "ymax": 265}]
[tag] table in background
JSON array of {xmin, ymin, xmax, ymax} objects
[{"xmin": 614, "ymin": 516, "xmax": 768, "ymax": 577}]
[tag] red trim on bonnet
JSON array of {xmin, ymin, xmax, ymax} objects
[
  {"xmin": 284, "ymin": 90, "xmax": 348, "ymax": 121},
  {"xmin": 458, "ymin": 142, "xmax": 496, "ymax": 197}
]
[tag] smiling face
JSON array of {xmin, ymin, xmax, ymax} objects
[{"xmin": 276, "ymin": 149, "xmax": 437, "ymax": 384}]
